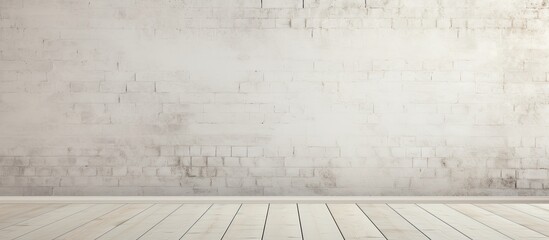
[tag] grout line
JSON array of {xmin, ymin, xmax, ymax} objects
[
  {"xmin": 356, "ymin": 204, "xmax": 388, "ymax": 240},
  {"xmin": 325, "ymin": 204, "xmax": 346, "ymax": 240},
  {"xmin": 261, "ymin": 203, "xmax": 270, "ymax": 240},
  {"xmin": 296, "ymin": 204, "xmax": 304, "ymax": 240},
  {"xmin": 178, "ymin": 204, "xmax": 213, "ymax": 240},
  {"xmin": 95, "ymin": 203, "xmax": 157, "ymax": 240},
  {"xmin": 415, "ymin": 204, "xmax": 472, "ymax": 240},
  {"xmin": 386, "ymin": 204, "xmax": 431, "ymax": 240},
  {"xmin": 220, "ymin": 204, "xmax": 242, "ymax": 240},
  {"xmin": 136, "ymin": 204, "xmax": 184, "ymax": 239}
]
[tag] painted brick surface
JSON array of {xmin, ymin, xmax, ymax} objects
[{"xmin": 0, "ymin": 0, "xmax": 548, "ymax": 195}]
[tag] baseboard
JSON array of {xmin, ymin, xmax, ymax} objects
[{"xmin": 0, "ymin": 196, "xmax": 548, "ymax": 203}]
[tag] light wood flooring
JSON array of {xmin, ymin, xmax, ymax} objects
[{"xmin": 1, "ymin": 203, "xmax": 549, "ymax": 239}]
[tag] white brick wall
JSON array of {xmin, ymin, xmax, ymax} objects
[{"xmin": 0, "ymin": 0, "xmax": 548, "ymax": 196}]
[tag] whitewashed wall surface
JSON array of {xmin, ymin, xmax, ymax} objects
[{"xmin": 1, "ymin": 0, "xmax": 549, "ymax": 196}]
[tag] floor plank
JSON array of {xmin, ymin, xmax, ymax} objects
[
  {"xmin": 532, "ymin": 204, "xmax": 549, "ymax": 212},
  {"xmin": 0, "ymin": 204, "xmax": 17, "ymax": 211},
  {"xmin": 298, "ymin": 204, "xmax": 344, "ymax": 240},
  {"xmin": 0, "ymin": 204, "xmax": 93, "ymax": 240},
  {"xmin": 139, "ymin": 204, "xmax": 211, "ymax": 240},
  {"xmin": 327, "ymin": 204, "xmax": 385, "ymax": 240},
  {"xmin": 389, "ymin": 204, "xmax": 469, "ymax": 240},
  {"xmin": 55, "ymin": 204, "xmax": 153, "ymax": 240},
  {"xmin": 16, "ymin": 204, "xmax": 122, "ymax": 240},
  {"xmin": 262, "ymin": 204, "xmax": 302, "ymax": 240},
  {"xmin": 0, "ymin": 204, "xmax": 65, "ymax": 230},
  {"xmin": 359, "ymin": 204, "xmax": 428, "ymax": 240},
  {"xmin": 222, "ymin": 204, "xmax": 268, "ymax": 240},
  {"xmin": 180, "ymin": 204, "xmax": 241, "ymax": 240},
  {"xmin": 0, "ymin": 204, "xmax": 48, "ymax": 222},
  {"xmin": 505, "ymin": 204, "xmax": 549, "ymax": 222},
  {"xmin": 96, "ymin": 204, "xmax": 180, "ymax": 240},
  {"xmin": 477, "ymin": 204, "xmax": 549, "ymax": 237},
  {"xmin": 0, "ymin": 204, "xmax": 37, "ymax": 214},
  {"xmin": 450, "ymin": 204, "xmax": 546, "ymax": 240},
  {"xmin": 419, "ymin": 204, "xmax": 512, "ymax": 240}
]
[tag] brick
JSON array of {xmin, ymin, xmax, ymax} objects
[
  {"xmin": 120, "ymin": 93, "xmax": 178, "ymax": 103},
  {"xmin": 518, "ymin": 169, "xmax": 548, "ymax": 179},
  {"xmin": 160, "ymin": 146, "xmax": 175, "ymax": 156},
  {"xmin": 207, "ymin": 157, "xmax": 223, "ymax": 166},
  {"xmin": 247, "ymin": 147, "xmax": 263, "ymax": 157},
  {"xmin": 127, "ymin": 82, "xmax": 155, "ymax": 92},
  {"xmin": 263, "ymin": 0, "xmax": 302, "ymax": 8},
  {"xmin": 100, "ymin": 82, "xmax": 127, "ymax": 93},
  {"xmin": 191, "ymin": 157, "xmax": 207, "ymax": 167},
  {"xmin": 232, "ymin": 147, "xmax": 248, "ymax": 157},
  {"xmin": 175, "ymin": 146, "xmax": 190, "ymax": 156},
  {"xmin": 201, "ymin": 146, "xmax": 216, "ymax": 156},
  {"xmin": 223, "ymin": 157, "xmax": 240, "ymax": 166},
  {"xmin": 190, "ymin": 146, "xmax": 201, "ymax": 156},
  {"xmin": 216, "ymin": 146, "xmax": 232, "ymax": 157}
]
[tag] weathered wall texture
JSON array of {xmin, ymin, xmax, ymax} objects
[{"xmin": 1, "ymin": 0, "xmax": 549, "ymax": 196}]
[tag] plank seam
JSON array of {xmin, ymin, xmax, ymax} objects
[
  {"xmin": 0, "ymin": 204, "xmax": 67, "ymax": 231},
  {"xmin": 94, "ymin": 204, "xmax": 156, "ymax": 239},
  {"xmin": 415, "ymin": 204, "xmax": 473, "ymax": 240},
  {"xmin": 296, "ymin": 204, "xmax": 304, "ymax": 240},
  {"xmin": 51, "ymin": 204, "xmax": 125, "ymax": 240},
  {"xmin": 178, "ymin": 204, "xmax": 213, "ymax": 240},
  {"xmin": 474, "ymin": 204, "xmax": 549, "ymax": 238},
  {"xmin": 505, "ymin": 204, "xmax": 549, "ymax": 223},
  {"xmin": 448, "ymin": 204, "xmax": 515, "ymax": 239},
  {"xmin": 386, "ymin": 204, "xmax": 431, "ymax": 240},
  {"xmin": 355, "ymin": 204, "xmax": 388, "ymax": 240},
  {"xmin": 136, "ymin": 204, "xmax": 183, "ymax": 239},
  {"xmin": 325, "ymin": 203, "xmax": 346, "ymax": 240},
  {"xmin": 220, "ymin": 204, "xmax": 242, "ymax": 240},
  {"xmin": 260, "ymin": 203, "xmax": 269, "ymax": 240},
  {"xmin": 11, "ymin": 204, "xmax": 96, "ymax": 240},
  {"xmin": 531, "ymin": 204, "xmax": 549, "ymax": 213}
]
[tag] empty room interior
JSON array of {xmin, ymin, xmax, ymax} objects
[{"xmin": 1, "ymin": 0, "xmax": 549, "ymax": 239}]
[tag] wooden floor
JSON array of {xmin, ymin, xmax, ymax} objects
[{"xmin": 1, "ymin": 203, "xmax": 549, "ymax": 239}]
